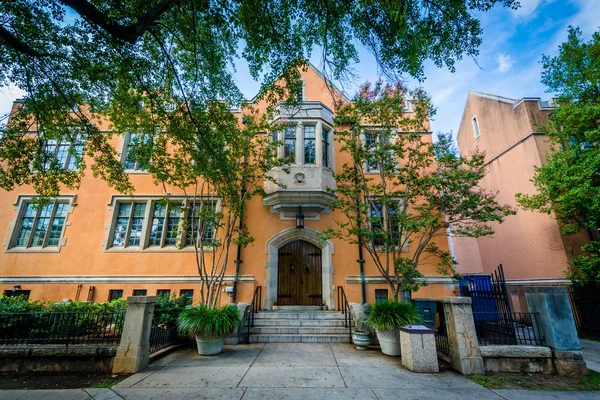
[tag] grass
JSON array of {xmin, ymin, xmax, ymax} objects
[
  {"xmin": 90, "ymin": 377, "xmax": 124, "ymax": 388},
  {"xmin": 471, "ymin": 370, "xmax": 600, "ymax": 391}
]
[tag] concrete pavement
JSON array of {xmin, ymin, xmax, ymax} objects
[
  {"xmin": 1, "ymin": 343, "xmax": 600, "ymax": 399},
  {"xmin": 581, "ymin": 339, "xmax": 600, "ymax": 373}
]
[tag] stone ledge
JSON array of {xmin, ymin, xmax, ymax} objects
[
  {"xmin": 0, "ymin": 345, "xmax": 117, "ymax": 358},
  {"xmin": 480, "ymin": 345, "xmax": 552, "ymax": 359},
  {"xmin": 523, "ymin": 286, "xmax": 568, "ymax": 294},
  {"xmin": 441, "ymin": 296, "xmax": 472, "ymax": 305}
]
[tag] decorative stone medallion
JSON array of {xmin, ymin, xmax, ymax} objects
[{"xmin": 293, "ymin": 172, "xmax": 306, "ymax": 184}]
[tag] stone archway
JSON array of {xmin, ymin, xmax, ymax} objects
[{"xmin": 265, "ymin": 227, "xmax": 334, "ymax": 310}]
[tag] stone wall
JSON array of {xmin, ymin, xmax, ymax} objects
[
  {"xmin": 480, "ymin": 345, "xmax": 554, "ymax": 374},
  {"xmin": 0, "ymin": 345, "xmax": 116, "ymax": 373}
]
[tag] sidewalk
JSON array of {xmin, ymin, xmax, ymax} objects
[
  {"xmin": 1, "ymin": 343, "xmax": 600, "ymax": 399},
  {"xmin": 581, "ymin": 339, "xmax": 600, "ymax": 373}
]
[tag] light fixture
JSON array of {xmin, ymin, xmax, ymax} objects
[
  {"xmin": 296, "ymin": 206, "xmax": 304, "ymax": 229},
  {"xmin": 11, "ymin": 285, "xmax": 21, "ymax": 292}
]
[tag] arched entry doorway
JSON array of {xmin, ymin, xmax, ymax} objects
[
  {"xmin": 265, "ymin": 227, "xmax": 334, "ymax": 310},
  {"xmin": 277, "ymin": 240, "xmax": 322, "ymax": 306}
]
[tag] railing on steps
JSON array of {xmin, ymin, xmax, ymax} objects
[
  {"xmin": 246, "ymin": 286, "xmax": 262, "ymax": 343},
  {"xmin": 336, "ymin": 286, "xmax": 352, "ymax": 341},
  {"xmin": 149, "ymin": 323, "xmax": 179, "ymax": 355}
]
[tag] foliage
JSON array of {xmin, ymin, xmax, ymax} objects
[
  {"xmin": 516, "ymin": 27, "xmax": 600, "ymax": 284},
  {"xmin": 363, "ymin": 300, "xmax": 420, "ymax": 330},
  {"xmin": 153, "ymin": 291, "xmax": 191, "ymax": 328},
  {"xmin": 0, "ymin": 0, "xmax": 519, "ymax": 199},
  {"xmin": 177, "ymin": 303, "xmax": 239, "ymax": 338},
  {"xmin": 471, "ymin": 371, "xmax": 600, "ymax": 392},
  {"xmin": 324, "ymin": 81, "xmax": 515, "ymax": 298},
  {"xmin": 0, "ymin": 294, "xmax": 127, "ymax": 313}
]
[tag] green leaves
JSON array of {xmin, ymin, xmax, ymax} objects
[
  {"xmin": 364, "ymin": 300, "xmax": 421, "ymax": 330},
  {"xmin": 177, "ymin": 303, "xmax": 240, "ymax": 338}
]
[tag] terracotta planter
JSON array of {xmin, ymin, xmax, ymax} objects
[
  {"xmin": 375, "ymin": 328, "xmax": 401, "ymax": 356},
  {"xmin": 351, "ymin": 330, "xmax": 371, "ymax": 350},
  {"xmin": 195, "ymin": 336, "xmax": 224, "ymax": 355}
]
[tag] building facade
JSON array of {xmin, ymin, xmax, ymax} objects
[
  {"xmin": 0, "ymin": 66, "xmax": 455, "ymax": 307},
  {"xmin": 451, "ymin": 91, "xmax": 590, "ymax": 310}
]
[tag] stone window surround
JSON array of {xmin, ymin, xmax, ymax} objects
[
  {"xmin": 472, "ymin": 115, "xmax": 481, "ymax": 139},
  {"xmin": 119, "ymin": 132, "xmax": 153, "ymax": 174},
  {"xmin": 272, "ymin": 119, "xmax": 334, "ymax": 170},
  {"xmin": 366, "ymin": 197, "xmax": 409, "ymax": 253},
  {"xmin": 103, "ymin": 195, "xmax": 222, "ymax": 253},
  {"xmin": 361, "ymin": 128, "xmax": 402, "ymax": 174},
  {"xmin": 4, "ymin": 194, "xmax": 77, "ymax": 253}
]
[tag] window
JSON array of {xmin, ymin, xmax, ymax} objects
[
  {"xmin": 133, "ymin": 289, "xmax": 147, "ymax": 296},
  {"xmin": 472, "ymin": 116, "xmax": 480, "ymax": 139},
  {"xmin": 296, "ymin": 79, "xmax": 305, "ymax": 102},
  {"xmin": 284, "ymin": 125, "xmax": 296, "ymax": 162},
  {"xmin": 375, "ymin": 289, "xmax": 388, "ymax": 304},
  {"xmin": 157, "ymin": 289, "xmax": 171, "ymax": 297},
  {"xmin": 149, "ymin": 202, "xmax": 182, "ymax": 247},
  {"xmin": 108, "ymin": 198, "xmax": 217, "ymax": 250},
  {"xmin": 180, "ymin": 289, "xmax": 194, "ymax": 303},
  {"xmin": 322, "ymin": 128, "xmax": 330, "ymax": 168},
  {"xmin": 112, "ymin": 202, "xmax": 147, "ymax": 247},
  {"xmin": 3, "ymin": 290, "xmax": 31, "ymax": 299},
  {"xmin": 365, "ymin": 133, "xmax": 392, "ymax": 173},
  {"xmin": 370, "ymin": 201, "xmax": 402, "ymax": 247},
  {"xmin": 108, "ymin": 290, "xmax": 123, "ymax": 300},
  {"xmin": 123, "ymin": 133, "xmax": 152, "ymax": 171},
  {"xmin": 43, "ymin": 135, "xmax": 85, "ymax": 171},
  {"xmin": 303, "ymin": 125, "xmax": 316, "ymax": 164},
  {"xmin": 12, "ymin": 201, "xmax": 69, "ymax": 249}
]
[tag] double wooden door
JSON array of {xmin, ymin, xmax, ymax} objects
[{"xmin": 277, "ymin": 240, "xmax": 322, "ymax": 306}]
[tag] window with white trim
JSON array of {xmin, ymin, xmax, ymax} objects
[
  {"xmin": 303, "ymin": 125, "xmax": 316, "ymax": 164},
  {"xmin": 123, "ymin": 132, "xmax": 152, "ymax": 171},
  {"xmin": 43, "ymin": 135, "xmax": 85, "ymax": 171},
  {"xmin": 12, "ymin": 200, "xmax": 69, "ymax": 249},
  {"xmin": 370, "ymin": 201, "xmax": 402, "ymax": 248},
  {"xmin": 472, "ymin": 116, "xmax": 481, "ymax": 139},
  {"xmin": 284, "ymin": 125, "xmax": 296, "ymax": 162},
  {"xmin": 365, "ymin": 133, "xmax": 391, "ymax": 173},
  {"xmin": 322, "ymin": 128, "xmax": 330, "ymax": 168}
]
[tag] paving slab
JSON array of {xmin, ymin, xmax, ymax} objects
[
  {"xmin": 83, "ymin": 388, "xmax": 124, "ymax": 400},
  {"xmin": 129, "ymin": 366, "xmax": 248, "ymax": 388},
  {"xmin": 433, "ymin": 370, "xmax": 488, "ymax": 389},
  {"xmin": 374, "ymin": 388, "xmax": 503, "ymax": 399},
  {"xmin": 252, "ymin": 343, "xmax": 337, "ymax": 366},
  {"xmin": 0, "ymin": 389, "xmax": 92, "ymax": 399},
  {"xmin": 239, "ymin": 366, "xmax": 345, "ymax": 388},
  {"xmin": 329, "ymin": 344, "xmax": 402, "ymax": 367},
  {"xmin": 492, "ymin": 389, "xmax": 600, "ymax": 399},
  {"xmin": 114, "ymin": 388, "xmax": 245, "ymax": 399},
  {"xmin": 114, "ymin": 365, "xmax": 164, "ymax": 388},
  {"xmin": 166, "ymin": 344, "xmax": 264, "ymax": 368},
  {"xmin": 241, "ymin": 388, "xmax": 378, "ymax": 399},
  {"xmin": 580, "ymin": 339, "xmax": 600, "ymax": 373},
  {"xmin": 339, "ymin": 366, "xmax": 449, "ymax": 389}
]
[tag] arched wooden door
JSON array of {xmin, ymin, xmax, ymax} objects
[{"xmin": 277, "ymin": 240, "xmax": 323, "ymax": 306}]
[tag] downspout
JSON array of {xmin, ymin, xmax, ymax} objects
[{"xmin": 353, "ymin": 163, "xmax": 367, "ymax": 304}]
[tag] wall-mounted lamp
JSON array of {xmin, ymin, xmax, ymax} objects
[
  {"xmin": 296, "ymin": 206, "xmax": 304, "ymax": 229},
  {"xmin": 11, "ymin": 285, "xmax": 21, "ymax": 292}
]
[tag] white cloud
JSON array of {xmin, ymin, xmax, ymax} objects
[
  {"xmin": 496, "ymin": 53, "xmax": 515, "ymax": 73},
  {"xmin": 512, "ymin": 0, "xmax": 544, "ymax": 19}
]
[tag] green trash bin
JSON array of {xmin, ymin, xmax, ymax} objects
[{"xmin": 412, "ymin": 298, "xmax": 438, "ymax": 329}]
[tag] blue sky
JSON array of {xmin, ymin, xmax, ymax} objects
[{"xmin": 1, "ymin": 0, "xmax": 598, "ymax": 137}]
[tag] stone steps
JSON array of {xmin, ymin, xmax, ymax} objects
[{"xmin": 248, "ymin": 311, "xmax": 352, "ymax": 343}]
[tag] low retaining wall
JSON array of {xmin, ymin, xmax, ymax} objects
[
  {"xmin": 0, "ymin": 345, "xmax": 117, "ymax": 373},
  {"xmin": 480, "ymin": 345, "xmax": 554, "ymax": 374}
]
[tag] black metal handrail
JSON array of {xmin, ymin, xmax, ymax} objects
[
  {"xmin": 149, "ymin": 323, "xmax": 179, "ymax": 355},
  {"xmin": 336, "ymin": 286, "xmax": 352, "ymax": 340},
  {"xmin": 246, "ymin": 286, "xmax": 262, "ymax": 343},
  {"xmin": 0, "ymin": 311, "xmax": 125, "ymax": 346}
]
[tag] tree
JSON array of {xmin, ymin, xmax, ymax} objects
[
  {"xmin": 324, "ymin": 81, "xmax": 515, "ymax": 300},
  {"xmin": 516, "ymin": 27, "xmax": 600, "ymax": 284}
]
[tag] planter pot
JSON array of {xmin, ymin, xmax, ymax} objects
[
  {"xmin": 351, "ymin": 330, "xmax": 371, "ymax": 350},
  {"xmin": 375, "ymin": 328, "xmax": 401, "ymax": 356},
  {"xmin": 195, "ymin": 336, "xmax": 224, "ymax": 355}
]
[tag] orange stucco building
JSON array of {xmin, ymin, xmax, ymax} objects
[
  {"xmin": 451, "ymin": 91, "xmax": 590, "ymax": 310},
  {"xmin": 0, "ymin": 65, "xmax": 455, "ymax": 307}
]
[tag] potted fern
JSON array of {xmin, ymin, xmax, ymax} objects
[
  {"xmin": 177, "ymin": 304, "xmax": 240, "ymax": 355},
  {"xmin": 364, "ymin": 300, "xmax": 420, "ymax": 356}
]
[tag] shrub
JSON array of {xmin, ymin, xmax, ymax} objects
[
  {"xmin": 364, "ymin": 300, "xmax": 421, "ymax": 330},
  {"xmin": 153, "ymin": 292, "xmax": 190, "ymax": 328},
  {"xmin": 177, "ymin": 304, "xmax": 239, "ymax": 338}
]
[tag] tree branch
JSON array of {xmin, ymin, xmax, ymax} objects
[{"xmin": 0, "ymin": 25, "xmax": 47, "ymax": 57}]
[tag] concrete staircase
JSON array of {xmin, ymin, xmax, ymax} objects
[{"xmin": 248, "ymin": 311, "xmax": 353, "ymax": 343}]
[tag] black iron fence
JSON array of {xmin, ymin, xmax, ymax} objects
[
  {"xmin": 435, "ymin": 301, "xmax": 450, "ymax": 360},
  {"xmin": 473, "ymin": 312, "xmax": 544, "ymax": 346},
  {"xmin": 0, "ymin": 312, "xmax": 125, "ymax": 346},
  {"xmin": 149, "ymin": 323, "xmax": 179, "ymax": 354},
  {"xmin": 568, "ymin": 284, "xmax": 600, "ymax": 339}
]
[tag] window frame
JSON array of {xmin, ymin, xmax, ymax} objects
[
  {"xmin": 41, "ymin": 134, "xmax": 85, "ymax": 172},
  {"xmin": 121, "ymin": 132, "xmax": 153, "ymax": 172},
  {"xmin": 6, "ymin": 195, "xmax": 76, "ymax": 253},
  {"xmin": 363, "ymin": 131, "xmax": 396, "ymax": 174},
  {"xmin": 303, "ymin": 125, "xmax": 316, "ymax": 164},
  {"xmin": 133, "ymin": 289, "xmax": 147, "ymax": 296},
  {"xmin": 367, "ymin": 198, "xmax": 408, "ymax": 252},
  {"xmin": 105, "ymin": 196, "xmax": 220, "ymax": 252},
  {"xmin": 283, "ymin": 125, "xmax": 297, "ymax": 163},
  {"xmin": 322, "ymin": 127, "xmax": 331, "ymax": 168},
  {"xmin": 472, "ymin": 116, "xmax": 481, "ymax": 139},
  {"xmin": 108, "ymin": 289, "xmax": 123, "ymax": 301}
]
